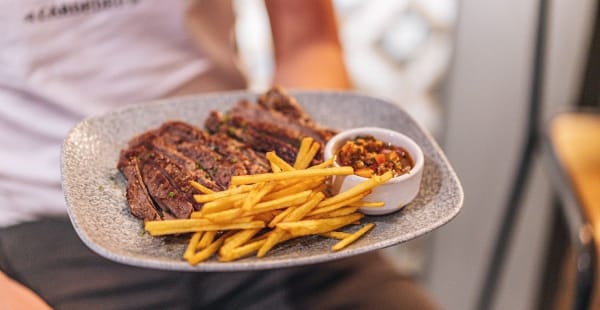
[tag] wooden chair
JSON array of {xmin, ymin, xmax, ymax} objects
[{"xmin": 541, "ymin": 112, "xmax": 600, "ymax": 309}]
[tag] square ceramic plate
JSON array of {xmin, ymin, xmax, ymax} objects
[{"xmin": 61, "ymin": 91, "xmax": 463, "ymax": 271}]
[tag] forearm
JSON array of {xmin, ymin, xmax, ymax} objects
[
  {"xmin": 265, "ymin": 0, "xmax": 351, "ymax": 89},
  {"xmin": 0, "ymin": 270, "xmax": 51, "ymax": 309}
]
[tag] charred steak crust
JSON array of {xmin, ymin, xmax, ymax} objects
[{"xmin": 118, "ymin": 88, "xmax": 336, "ymax": 221}]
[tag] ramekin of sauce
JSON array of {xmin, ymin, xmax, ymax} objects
[{"xmin": 324, "ymin": 127, "xmax": 424, "ymax": 215}]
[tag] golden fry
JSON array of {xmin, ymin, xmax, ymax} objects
[
  {"xmin": 319, "ymin": 171, "xmax": 392, "ymax": 207},
  {"xmin": 219, "ymin": 238, "xmax": 266, "ymax": 262},
  {"xmin": 294, "ymin": 137, "xmax": 314, "ymax": 169},
  {"xmin": 203, "ymin": 208, "xmax": 243, "ymax": 223},
  {"xmin": 309, "ymin": 157, "xmax": 334, "ymax": 169},
  {"xmin": 349, "ymin": 201, "xmax": 385, "ymax": 208},
  {"xmin": 145, "ymin": 218, "xmax": 211, "ymax": 232},
  {"xmin": 325, "ymin": 206, "xmax": 361, "ymax": 217},
  {"xmin": 244, "ymin": 190, "xmax": 311, "ymax": 215},
  {"xmin": 147, "ymin": 221, "xmax": 265, "ymax": 236},
  {"xmin": 257, "ymin": 229, "xmax": 289, "ymax": 258},
  {"xmin": 242, "ymin": 182, "xmax": 276, "ymax": 210},
  {"xmin": 285, "ymin": 192, "xmax": 325, "ymax": 222},
  {"xmin": 332, "ymin": 223, "xmax": 375, "ymax": 251},
  {"xmin": 266, "ymin": 152, "xmax": 295, "ymax": 171},
  {"xmin": 187, "ymin": 232, "xmax": 233, "ymax": 265},
  {"xmin": 197, "ymin": 231, "xmax": 216, "ymax": 249},
  {"xmin": 264, "ymin": 178, "xmax": 324, "ymax": 200},
  {"xmin": 310, "ymin": 191, "xmax": 371, "ymax": 216},
  {"xmin": 183, "ymin": 232, "xmax": 203, "ymax": 260},
  {"xmin": 295, "ymin": 142, "xmax": 320, "ymax": 169},
  {"xmin": 230, "ymin": 167, "xmax": 353, "ymax": 185},
  {"xmin": 199, "ymin": 193, "xmax": 246, "ymax": 214},
  {"xmin": 268, "ymin": 206, "xmax": 295, "ymax": 228},
  {"xmin": 257, "ymin": 193, "xmax": 324, "ymax": 257},
  {"xmin": 193, "ymin": 185, "xmax": 254, "ymax": 203},
  {"xmin": 222, "ymin": 228, "xmax": 261, "ymax": 252},
  {"xmin": 276, "ymin": 213, "xmax": 364, "ymax": 237},
  {"xmin": 189, "ymin": 181, "xmax": 215, "ymax": 194}
]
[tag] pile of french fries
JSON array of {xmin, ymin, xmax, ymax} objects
[{"xmin": 144, "ymin": 137, "xmax": 393, "ymax": 265}]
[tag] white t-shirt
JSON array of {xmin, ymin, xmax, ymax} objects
[{"xmin": 0, "ymin": 0, "xmax": 212, "ymax": 227}]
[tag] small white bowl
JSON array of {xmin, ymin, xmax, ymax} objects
[{"xmin": 324, "ymin": 127, "xmax": 424, "ymax": 215}]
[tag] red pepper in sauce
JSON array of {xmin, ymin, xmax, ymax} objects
[{"xmin": 336, "ymin": 135, "xmax": 414, "ymax": 178}]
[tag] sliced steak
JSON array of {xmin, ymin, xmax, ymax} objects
[
  {"xmin": 140, "ymin": 152, "xmax": 195, "ymax": 218},
  {"xmin": 209, "ymin": 133, "xmax": 271, "ymax": 175},
  {"xmin": 119, "ymin": 87, "xmax": 336, "ymax": 221},
  {"xmin": 118, "ymin": 155, "xmax": 162, "ymax": 221}
]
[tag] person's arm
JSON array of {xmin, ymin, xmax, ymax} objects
[
  {"xmin": 0, "ymin": 271, "xmax": 51, "ymax": 309},
  {"xmin": 265, "ymin": 0, "xmax": 351, "ymax": 89}
]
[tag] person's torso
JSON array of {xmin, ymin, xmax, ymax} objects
[{"xmin": 0, "ymin": 0, "xmax": 228, "ymax": 226}]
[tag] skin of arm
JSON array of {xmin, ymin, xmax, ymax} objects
[
  {"xmin": 265, "ymin": 0, "xmax": 351, "ymax": 89},
  {"xmin": 0, "ymin": 270, "xmax": 51, "ymax": 310}
]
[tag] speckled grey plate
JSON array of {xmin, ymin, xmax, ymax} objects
[{"xmin": 61, "ymin": 90, "xmax": 463, "ymax": 271}]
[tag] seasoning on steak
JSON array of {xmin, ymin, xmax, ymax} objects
[
  {"xmin": 118, "ymin": 87, "xmax": 336, "ymax": 222},
  {"xmin": 205, "ymin": 88, "xmax": 335, "ymax": 164}
]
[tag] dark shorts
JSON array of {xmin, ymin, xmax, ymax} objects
[{"xmin": 0, "ymin": 217, "xmax": 437, "ymax": 310}]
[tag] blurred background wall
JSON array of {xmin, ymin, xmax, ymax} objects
[{"xmin": 233, "ymin": 0, "xmax": 597, "ymax": 309}]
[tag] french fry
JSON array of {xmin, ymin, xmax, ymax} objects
[
  {"xmin": 310, "ymin": 191, "xmax": 371, "ymax": 216},
  {"xmin": 145, "ymin": 218, "xmax": 212, "ymax": 232},
  {"xmin": 285, "ymin": 192, "xmax": 325, "ymax": 222},
  {"xmin": 199, "ymin": 192, "xmax": 246, "ymax": 214},
  {"xmin": 244, "ymin": 190, "xmax": 311, "ymax": 215},
  {"xmin": 276, "ymin": 213, "xmax": 364, "ymax": 237},
  {"xmin": 257, "ymin": 229, "xmax": 289, "ymax": 258},
  {"xmin": 147, "ymin": 221, "xmax": 265, "ymax": 236},
  {"xmin": 230, "ymin": 167, "xmax": 353, "ymax": 185},
  {"xmin": 268, "ymin": 206, "xmax": 295, "ymax": 228},
  {"xmin": 187, "ymin": 232, "xmax": 233, "ymax": 265},
  {"xmin": 242, "ymin": 182, "xmax": 276, "ymax": 210},
  {"xmin": 294, "ymin": 137, "xmax": 314, "ymax": 169},
  {"xmin": 193, "ymin": 185, "xmax": 254, "ymax": 203},
  {"xmin": 197, "ymin": 231, "xmax": 216, "ymax": 249},
  {"xmin": 349, "ymin": 201, "xmax": 385, "ymax": 208},
  {"xmin": 295, "ymin": 142, "xmax": 320, "ymax": 169},
  {"xmin": 189, "ymin": 181, "xmax": 215, "ymax": 194},
  {"xmin": 309, "ymin": 157, "xmax": 334, "ymax": 169},
  {"xmin": 270, "ymin": 161, "xmax": 282, "ymax": 173},
  {"xmin": 324, "ymin": 206, "xmax": 361, "ymax": 217},
  {"xmin": 332, "ymin": 223, "xmax": 375, "ymax": 251},
  {"xmin": 203, "ymin": 208, "xmax": 243, "ymax": 223},
  {"xmin": 257, "ymin": 193, "xmax": 325, "ymax": 257},
  {"xmin": 318, "ymin": 171, "xmax": 392, "ymax": 207},
  {"xmin": 222, "ymin": 228, "xmax": 261, "ymax": 252},
  {"xmin": 219, "ymin": 238, "xmax": 265, "ymax": 262},
  {"xmin": 264, "ymin": 178, "xmax": 324, "ymax": 201},
  {"xmin": 266, "ymin": 152, "xmax": 295, "ymax": 171},
  {"xmin": 183, "ymin": 232, "xmax": 203, "ymax": 260}
]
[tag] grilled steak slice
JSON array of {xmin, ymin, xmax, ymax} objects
[
  {"xmin": 257, "ymin": 86, "xmax": 313, "ymax": 126},
  {"xmin": 119, "ymin": 87, "xmax": 336, "ymax": 221},
  {"xmin": 154, "ymin": 121, "xmax": 259, "ymax": 188},
  {"xmin": 208, "ymin": 133, "xmax": 271, "ymax": 175},
  {"xmin": 257, "ymin": 87, "xmax": 337, "ymax": 141},
  {"xmin": 118, "ymin": 155, "xmax": 162, "ymax": 221},
  {"xmin": 207, "ymin": 96, "xmax": 336, "ymax": 164},
  {"xmin": 176, "ymin": 141, "xmax": 247, "ymax": 188},
  {"xmin": 140, "ymin": 152, "xmax": 195, "ymax": 218},
  {"xmin": 149, "ymin": 137, "xmax": 222, "ymax": 192}
]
